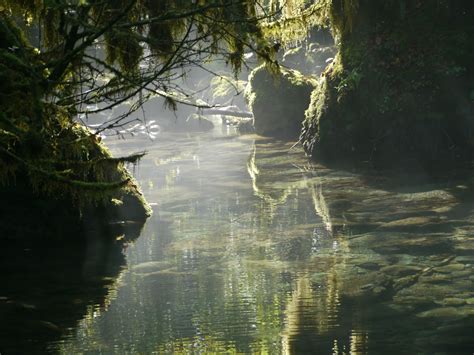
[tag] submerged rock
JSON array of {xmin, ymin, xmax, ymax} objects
[
  {"xmin": 395, "ymin": 279, "xmax": 465, "ymax": 308},
  {"xmin": 378, "ymin": 217, "xmax": 437, "ymax": 230},
  {"xmin": 416, "ymin": 307, "xmax": 467, "ymax": 320},
  {"xmin": 132, "ymin": 261, "xmax": 173, "ymax": 273},
  {"xmin": 466, "ymin": 298, "xmax": 474, "ymax": 305},
  {"xmin": 433, "ymin": 263, "xmax": 465, "ymax": 274},
  {"xmin": 236, "ymin": 119, "xmax": 255, "ymax": 134},
  {"xmin": 310, "ymin": 272, "xmax": 327, "ymax": 284},
  {"xmin": 380, "ymin": 264, "xmax": 423, "ymax": 278},
  {"xmin": 435, "ymin": 298, "xmax": 466, "ymax": 307}
]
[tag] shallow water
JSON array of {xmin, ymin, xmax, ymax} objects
[{"xmin": 12, "ymin": 121, "xmax": 474, "ymax": 353}]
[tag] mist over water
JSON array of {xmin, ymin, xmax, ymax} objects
[{"xmin": 48, "ymin": 118, "xmax": 474, "ymax": 354}]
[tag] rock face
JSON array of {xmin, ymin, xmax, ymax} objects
[
  {"xmin": 301, "ymin": 1, "xmax": 474, "ymax": 168},
  {"xmin": 245, "ymin": 65, "xmax": 315, "ymax": 138}
]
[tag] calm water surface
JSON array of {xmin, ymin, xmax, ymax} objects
[{"xmin": 50, "ymin": 122, "xmax": 474, "ymax": 354}]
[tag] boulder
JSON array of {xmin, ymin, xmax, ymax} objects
[
  {"xmin": 245, "ymin": 65, "xmax": 315, "ymax": 138},
  {"xmin": 301, "ymin": 2, "xmax": 474, "ymax": 168}
]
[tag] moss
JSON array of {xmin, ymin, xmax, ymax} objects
[
  {"xmin": 301, "ymin": 1, "xmax": 474, "ymax": 168},
  {"xmin": 0, "ymin": 124, "xmax": 151, "ymax": 243},
  {"xmin": 245, "ymin": 64, "xmax": 316, "ymax": 138},
  {"xmin": 0, "ymin": 170, "xmax": 150, "ymax": 244}
]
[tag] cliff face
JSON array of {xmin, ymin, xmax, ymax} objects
[{"xmin": 301, "ymin": 1, "xmax": 474, "ymax": 168}]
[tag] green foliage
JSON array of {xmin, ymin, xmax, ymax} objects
[
  {"xmin": 261, "ymin": 0, "xmax": 360, "ymax": 48},
  {"xmin": 262, "ymin": 0, "xmax": 332, "ymax": 46},
  {"xmin": 335, "ymin": 67, "xmax": 362, "ymax": 96}
]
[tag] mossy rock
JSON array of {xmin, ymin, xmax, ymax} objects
[
  {"xmin": 302, "ymin": 62, "xmax": 474, "ymax": 168},
  {"xmin": 0, "ymin": 173, "xmax": 150, "ymax": 243},
  {"xmin": 0, "ymin": 125, "xmax": 151, "ymax": 243},
  {"xmin": 245, "ymin": 65, "xmax": 316, "ymax": 138},
  {"xmin": 301, "ymin": 1, "xmax": 474, "ymax": 168},
  {"xmin": 60, "ymin": 124, "xmax": 152, "ymax": 224}
]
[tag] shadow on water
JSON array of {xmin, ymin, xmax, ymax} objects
[{"xmin": 0, "ymin": 219, "xmax": 145, "ymax": 354}]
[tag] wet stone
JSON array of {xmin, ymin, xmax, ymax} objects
[
  {"xmin": 356, "ymin": 262, "xmax": 381, "ymax": 271},
  {"xmin": 310, "ymin": 272, "xmax": 327, "ymax": 284},
  {"xmin": 466, "ymin": 298, "xmax": 474, "ymax": 305},
  {"xmin": 131, "ymin": 261, "xmax": 173, "ymax": 273},
  {"xmin": 451, "ymin": 269, "xmax": 472, "ymax": 279},
  {"xmin": 452, "ymin": 280, "xmax": 473, "ymax": 290},
  {"xmin": 433, "ymin": 263, "xmax": 465, "ymax": 273},
  {"xmin": 457, "ymin": 305, "xmax": 474, "ymax": 315},
  {"xmin": 369, "ymin": 234, "xmax": 452, "ymax": 255},
  {"xmin": 419, "ymin": 273, "xmax": 451, "ymax": 284},
  {"xmin": 380, "ymin": 264, "xmax": 423, "ymax": 277},
  {"xmin": 434, "ymin": 298, "xmax": 466, "ymax": 306},
  {"xmin": 397, "ymin": 284, "xmax": 453, "ymax": 302},
  {"xmin": 393, "ymin": 295, "xmax": 433, "ymax": 306},
  {"xmin": 379, "ymin": 217, "xmax": 437, "ymax": 229},
  {"xmin": 453, "ymin": 236, "xmax": 474, "ymax": 250},
  {"xmin": 372, "ymin": 286, "xmax": 386, "ymax": 295},
  {"xmin": 433, "ymin": 206, "xmax": 452, "ymax": 213},
  {"xmin": 416, "ymin": 307, "xmax": 467, "ymax": 320},
  {"xmin": 454, "ymin": 256, "xmax": 474, "ymax": 263},
  {"xmin": 388, "ymin": 303, "xmax": 415, "ymax": 313}
]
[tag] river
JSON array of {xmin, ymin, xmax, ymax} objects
[{"xmin": 4, "ymin": 118, "xmax": 474, "ymax": 354}]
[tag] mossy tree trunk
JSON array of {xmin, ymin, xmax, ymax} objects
[{"xmin": 302, "ymin": 0, "xmax": 474, "ymax": 168}]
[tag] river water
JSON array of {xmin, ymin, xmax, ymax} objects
[{"xmin": 40, "ymin": 120, "xmax": 474, "ymax": 353}]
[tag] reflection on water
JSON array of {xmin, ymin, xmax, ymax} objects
[
  {"xmin": 0, "ymin": 222, "xmax": 143, "ymax": 354},
  {"xmin": 46, "ymin": 122, "xmax": 474, "ymax": 353}
]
